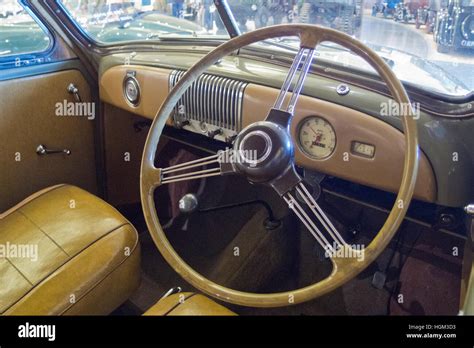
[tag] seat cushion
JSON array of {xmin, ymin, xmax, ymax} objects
[
  {"xmin": 0, "ymin": 184, "xmax": 140, "ymax": 315},
  {"xmin": 144, "ymin": 292, "xmax": 236, "ymax": 316}
]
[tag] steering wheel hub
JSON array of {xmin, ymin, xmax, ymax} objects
[
  {"xmin": 239, "ymin": 131, "xmax": 271, "ymax": 164},
  {"xmin": 233, "ymin": 121, "xmax": 294, "ymax": 184}
]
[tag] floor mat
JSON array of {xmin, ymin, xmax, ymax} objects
[{"xmin": 388, "ymin": 230, "xmax": 464, "ymax": 315}]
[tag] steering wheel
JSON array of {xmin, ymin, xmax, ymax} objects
[{"xmin": 140, "ymin": 24, "xmax": 419, "ymax": 308}]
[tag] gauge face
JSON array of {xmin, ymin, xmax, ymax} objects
[{"xmin": 298, "ymin": 117, "xmax": 336, "ymax": 159}]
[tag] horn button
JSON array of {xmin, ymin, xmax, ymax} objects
[{"xmin": 232, "ymin": 121, "xmax": 294, "ymax": 183}]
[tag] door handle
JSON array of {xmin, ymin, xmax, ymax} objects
[{"xmin": 36, "ymin": 144, "xmax": 71, "ymax": 156}]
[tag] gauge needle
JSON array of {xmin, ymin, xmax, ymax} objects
[
  {"xmin": 309, "ymin": 127, "xmax": 322, "ymax": 144},
  {"xmin": 309, "ymin": 126, "xmax": 319, "ymax": 136}
]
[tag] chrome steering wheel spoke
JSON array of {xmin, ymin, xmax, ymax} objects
[
  {"xmin": 265, "ymin": 47, "xmax": 315, "ymax": 127},
  {"xmin": 157, "ymin": 150, "xmax": 236, "ymax": 186},
  {"xmin": 282, "ymin": 181, "xmax": 348, "ymax": 256}
]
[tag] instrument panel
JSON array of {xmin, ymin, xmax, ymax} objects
[{"xmin": 99, "ymin": 64, "xmax": 437, "ymax": 203}]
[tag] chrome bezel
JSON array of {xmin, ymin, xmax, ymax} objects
[
  {"xmin": 123, "ymin": 75, "xmax": 141, "ymax": 107},
  {"xmin": 238, "ymin": 130, "xmax": 273, "ymax": 165},
  {"xmin": 336, "ymin": 83, "xmax": 351, "ymax": 96}
]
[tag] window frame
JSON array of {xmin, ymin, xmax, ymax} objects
[{"xmin": 0, "ymin": 0, "xmax": 55, "ymax": 69}]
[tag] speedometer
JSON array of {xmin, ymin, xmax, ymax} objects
[{"xmin": 298, "ymin": 116, "xmax": 336, "ymax": 159}]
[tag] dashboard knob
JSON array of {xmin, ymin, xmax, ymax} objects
[{"xmin": 208, "ymin": 128, "xmax": 223, "ymax": 139}]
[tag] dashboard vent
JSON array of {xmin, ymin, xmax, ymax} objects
[{"xmin": 169, "ymin": 70, "xmax": 247, "ymax": 133}]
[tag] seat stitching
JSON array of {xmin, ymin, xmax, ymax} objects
[
  {"xmin": 4, "ymin": 257, "xmax": 33, "ymax": 286},
  {"xmin": 59, "ymin": 238, "xmax": 140, "ymax": 315},
  {"xmin": 0, "ymin": 184, "xmax": 66, "ymax": 220},
  {"xmin": 17, "ymin": 210, "xmax": 70, "ymax": 257},
  {"xmin": 3, "ymin": 223, "xmax": 136, "ymax": 314},
  {"xmin": 163, "ymin": 293, "xmax": 197, "ymax": 316}
]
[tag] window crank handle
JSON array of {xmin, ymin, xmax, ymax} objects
[{"xmin": 67, "ymin": 83, "xmax": 82, "ymax": 102}]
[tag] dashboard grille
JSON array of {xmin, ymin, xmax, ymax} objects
[{"xmin": 169, "ymin": 70, "xmax": 247, "ymax": 132}]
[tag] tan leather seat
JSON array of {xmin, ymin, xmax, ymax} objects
[
  {"xmin": 144, "ymin": 292, "xmax": 236, "ymax": 316},
  {"xmin": 0, "ymin": 184, "xmax": 140, "ymax": 315}
]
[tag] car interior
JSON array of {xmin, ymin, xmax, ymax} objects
[{"xmin": 0, "ymin": 0, "xmax": 473, "ymax": 317}]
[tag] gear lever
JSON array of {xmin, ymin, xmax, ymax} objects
[
  {"xmin": 178, "ymin": 193, "xmax": 199, "ymax": 214},
  {"xmin": 178, "ymin": 193, "xmax": 280, "ymax": 230}
]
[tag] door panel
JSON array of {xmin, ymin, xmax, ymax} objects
[
  {"xmin": 103, "ymin": 104, "xmax": 148, "ymax": 206},
  {"xmin": 0, "ymin": 69, "xmax": 97, "ymax": 211}
]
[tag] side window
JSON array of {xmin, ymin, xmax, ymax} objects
[{"xmin": 0, "ymin": 1, "xmax": 51, "ymax": 59}]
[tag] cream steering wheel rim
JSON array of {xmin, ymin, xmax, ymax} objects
[{"xmin": 140, "ymin": 24, "xmax": 419, "ymax": 308}]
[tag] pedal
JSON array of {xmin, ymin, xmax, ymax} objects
[{"xmin": 372, "ymin": 271, "xmax": 387, "ymax": 290}]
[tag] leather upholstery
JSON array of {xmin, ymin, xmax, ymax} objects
[
  {"xmin": 0, "ymin": 184, "xmax": 140, "ymax": 315},
  {"xmin": 144, "ymin": 292, "xmax": 236, "ymax": 316}
]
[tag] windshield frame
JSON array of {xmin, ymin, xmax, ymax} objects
[{"xmin": 40, "ymin": 0, "xmax": 474, "ymax": 108}]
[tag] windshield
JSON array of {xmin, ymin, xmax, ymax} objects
[{"xmin": 58, "ymin": 0, "xmax": 473, "ymax": 96}]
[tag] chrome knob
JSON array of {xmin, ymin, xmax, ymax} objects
[
  {"xmin": 178, "ymin": 194, "xmax": 199, "ymax": 214},
  {"xmin": 208, "ymin": 128, "xmax": 223, "ymax": 139},
  {"xmin": 465, "ymin": 204, "xmax": 474, "ymax": 216}
]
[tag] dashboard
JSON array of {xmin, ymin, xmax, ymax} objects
[{"xmin": 98, "ymin": 51, "xmax": 474, "ymax": 208}]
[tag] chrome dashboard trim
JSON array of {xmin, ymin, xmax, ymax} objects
[{"xmin": 169, "ymin": 69, "xmax": 248, "ymax": 140}]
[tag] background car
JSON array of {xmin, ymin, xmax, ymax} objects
[
  {"xmin": 434, "ymin": 0, "xmax": 474, "ymax": 52},
  {"xmin": 301, "ymin": 0, "xmax": 363, "ymax": 35},
  {"xmin": 415, "ymin": 0, "xmax": 439, "ymax": 33}
]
